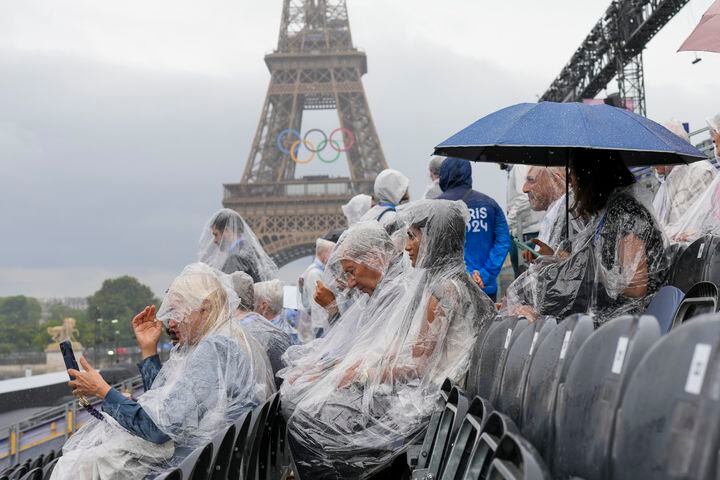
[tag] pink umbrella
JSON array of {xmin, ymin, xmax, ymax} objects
[{"xmin": 678, "ymin": 0, "xmax": 720, "ymax": 53}]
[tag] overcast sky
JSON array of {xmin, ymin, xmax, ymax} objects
[{"xmin": 0, "ymin": 0, "xmax": 716, "ymax": 298}]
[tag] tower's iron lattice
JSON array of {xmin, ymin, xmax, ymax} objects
[{"xmin": 223, "ymin": 0, "xmax": 387, "ymax": 267}]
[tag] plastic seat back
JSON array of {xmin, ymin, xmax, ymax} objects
[
  {"xmin": 210, "ymin": 424, "xmax": 236, "ymax": 480},
  {"xmin": 553, "ymin": 315, "xmax": 661, "ymax": 480},
  {"xmin": 671, "ymin": 282, "xmax": 719, "ymax": 328},
  {"xmin": 486, "ymin": 432, "xmax": 551, "ymax": 480},
  {"xmin": 496, "ymin": 317, "xmax": 557, "ymax": 426},
  {"xmin": 411, "ymin": 379, "xmax": 454, "ymax": 470},
  {"xmin": 520, "ymin": 314, "xmax": 594, "ymax": 465},
  {"xmin": 671, "ymin": 235, "xmax": 715, "ymax": 293},
  {"xmin": 228, "ymin": 411, "xmax": 252, "ymax": 480},
  {"xmin": 462, "ymin": 411, "xmax": 518, "ymax": 480},
  {"xmin": 40, "ymin": 458, "xmax": 58, "ymax": 480},
  {"xmin": 419, "ymin": 387, "xmax": 470, "ymax": 479},
  {"xmin": 643, "ymin": 285, "xmax": 685, "ymax": 333},
  {"xmin": 475, "ymin": 317, "xmax": 529, "ymax": 402},
  {"xmin": 245, "ymin": 394, "xmax": 275, "ymax": 480},
  {"xmin": 466, "ymin": 317, "xmax": 501, "ymax": 396},
  {"xmin": 178, "ymin": 442, "xmax": 213, "ymax": 480},
  {"xmin": 440, "ymin": 396, "xmax": 493, "ymax": 480},
  {"xmin": 612, "ymin": 313, "xmax": 720, "ymax": 479}
]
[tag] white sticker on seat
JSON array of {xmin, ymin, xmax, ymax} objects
[
  {"xmin": 559, "ymin": 330, "xmax": 572, "ymax": 360},
  {"xmin": 503, "ymin": 328, "xmax": 513, "ymax": 349},
  {"xmin": 529, "ymin": 332, "xmax": 539, "ymax": 356},
  {"xmin": 685, "ymin": 343, "xmax": 712, "ymax": 395},
  {"xmin": 698, "ymin": 243, "xmax": 705, "ymax": 259},
  {"xmin": 611, "ymin": 336, "xmax": 629, "ymax": 374}
]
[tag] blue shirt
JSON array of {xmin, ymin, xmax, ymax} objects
[
  {"xmin": 437, "ymin": 157, "xmax": 511, "ymax": 295},
  {"xmin": 102, "ymin": 355, "xmax": 170, "ymax": 444}
]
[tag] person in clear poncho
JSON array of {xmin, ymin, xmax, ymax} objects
[
  {"xmin": 199, "ymin": 208, "xmax": 278, "ymax": 281},
  {"xmin": 286, "ymin": 200, "xmax": 495, "ymax": 479},
  {"xmin": 504, "ymin": 152, "xmax": 669, "ymax": 323},
  {"xmin": 52, "ymin": 263, "xmax": 271, "ymax": 479},
  {"xmin": 229, "ymin": 272, "xmax": 291, "ymax": 388},
  {"xmin": 342, "ymin": 194, "xmax": 373, "ymax": 226},
  {"xmin": 360, "ymin": 168, "xmax": 410, "ymax": 234},
  {"xmin": 279, "ymin": 221, "xmax": 408, "ymax": 417},
  {"xmin": 653, "ymin": 120, "xmax": 717, "ymax": 234},
  {"xmin": 254, "ymin": 279, "xmax": 300, "ymax": 345},
  {"xmin": 663, "ymin": 174, "xmax": 720, "ymax": 244}
]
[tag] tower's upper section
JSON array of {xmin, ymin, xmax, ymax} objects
[{"xmin": 276, "ymin": 0, "xmax": 355, "ymax": 54}]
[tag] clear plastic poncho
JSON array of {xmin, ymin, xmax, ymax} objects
[
  {"xmin": 198, "ymin": 208, "xmax": 278, "ymax": 281},
  {"xmin": 654, "ymin": 161, "xmax": 717, "ymax": 239},
  {"xmin": 342, "ymin": 194, "xmax": 372, "ymax": 226},
  {"xmin": 285, "ymin": 200, "xmax": 495, "ymax": 479},
  {"xmin": 504, "ymin": 185, "xmax": 669, "ymax": 322},
  {"xmin": 53, "ymin": 263, "xmax": 273, "ymax": 479},
  {"xmin": 663, "ymin": 173, "xmax": 720, "ymax": 244},
  {"xmin": 279, "ymin": 222, "xmax": 408, "ymax": 416},
  {"xmin": 360, "ymin": 169, "xmax": 410, "ymax": 232}
]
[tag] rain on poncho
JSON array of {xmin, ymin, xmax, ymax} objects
[
  {"xmin": 286, "ymin": 200, "xmax": 494, "ymax": 479},
  {"xmin": 279, "ymin": 222, "xmax": 408, "ymax": 417},
  {"xmin": 198, "ymin": 208, "xmax": 278, "ymax": 281},
  {"xmin": 505, "ymin": 185, "xmax": 669, "ymax": 322},
  {"xmin": 663, "ymin": 174, "xmax": 720, "ymax": 244},
  {"xmin": 52, "ymin": 263, "xmax": 272, "ymax": 479}
]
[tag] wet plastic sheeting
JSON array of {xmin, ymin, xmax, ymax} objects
[
  {"xmin": 471, "ymin": 317, "xmax": 529, "ymax": 402},
  {"xmin": 495, "ymin": 317, "xmax": 557, "ymax": 427},
  {"xmin": 612, "ymin": 314, "xmax": 720, "ymax": 480},
  {"xmin": 553, "ymin": 315, "xmax": 661, "ymax": 480},
  {"xmin": 520, "ymin": 314, "xmax": 594, "ymax": 465}
]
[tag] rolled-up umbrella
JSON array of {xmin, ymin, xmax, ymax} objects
[{"xmin": 679, "ymin": 0, "xmax": 720, "ymax": 53}]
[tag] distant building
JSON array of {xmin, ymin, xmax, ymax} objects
[{"xmin": 38, "ymin": 297, "xmax": 88, "ymax": 324}]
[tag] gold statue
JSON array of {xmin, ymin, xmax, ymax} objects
[{"xmin": 47, "ymin": 317, "xmax": 80, "ymax": 344}]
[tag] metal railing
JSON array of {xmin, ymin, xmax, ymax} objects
[
  {"xmin": 223, "ymin": 178, "xmax": 374, "ymax": 199},
  {"xmin": 0, "ymin": 375, "xmax": 144, "ymax": 468}
]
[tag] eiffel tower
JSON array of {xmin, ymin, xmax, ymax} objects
[{"xmin": 223, "ymin": 0, "xmax": 388, "ymax": 267}]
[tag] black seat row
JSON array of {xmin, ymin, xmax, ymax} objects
[
  {"xmin": 154, "ymin": 392, "xmax": 288, "ymax": 480},
  {"xmin": 410, "ymin": 386, "xmax": 550, "ymax": 480},
  {"xmin": 419, "ymin": 310, "xmax": 720, "ymax": 479},
  {"xmin": 1, "ymin": 448, "xmax": 62, "ymax": 480}
]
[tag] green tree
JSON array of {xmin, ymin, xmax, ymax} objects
[
  {"xmin": 87, "ymin": 276, "xmax": 159, "ymax": 350},
  {"xmin": 0, "ymin": 296, "xmax": 43, "ymax": 353}
]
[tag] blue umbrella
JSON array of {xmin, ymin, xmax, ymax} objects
[{"xmin": 433, "ymin": 102, "xmax": 707, "ymax": 166}]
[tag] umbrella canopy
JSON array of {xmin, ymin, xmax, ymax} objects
[
  {"xmin": 433, "ymin": 102, "xmax": 707, "ymax": 167},
  {"xmin": 679, "ymin": 0, "xmax": 720, "ymax": 53}
]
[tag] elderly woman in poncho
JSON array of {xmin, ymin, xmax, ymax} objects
[
  {"xmin": 52, "ymin": 263, "xmax": 272, "ymax": 479},
  {"xmin": 287, "ymin": 200, "xmax": 495, "ymax": 479}
]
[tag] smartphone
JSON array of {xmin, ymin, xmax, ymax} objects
[
  {"xmin": 60, "ymin": 340, "xmax": 105, "ymax": 421},
  {"xmin": 513, "ymin": 236, "xmax": 540, "ymax": 258},
  {"xmin": 60, "ymin": 340, "xmax": 80, "ymax": 379}
]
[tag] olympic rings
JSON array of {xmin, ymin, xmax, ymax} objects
[
  {"xmin": 303, "ymin": 129, "xmax": 327, "ymax": 153},
  {"xmin": 276, "ymin": 128, "xmax": 301, "ymax": 155},
  {"xmin": 277, "ymin": 127, "xmax": 355, "ymax": 163},
  {"xmin": 329, "ymin": 128, "xmax": 355, "ymax": 152},
  {"xmin": 316, "ymin": 139, "xmax": 342, "ymax": 163},
  {"xmin": 290, "ymin": 139, "xmax": 315, "ymax": 164}
]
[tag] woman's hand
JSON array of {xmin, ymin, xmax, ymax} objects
[
  {"xmin": 132, "ymin": 305, "xmax": 162, "ymax": 358},
  {"xmin": 314, "ymin": 281, "xmax": 336, "ymax": 309},
  {"xmin": 68, "ymin": 357, "xmax": 111, "ymax": 399}
]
